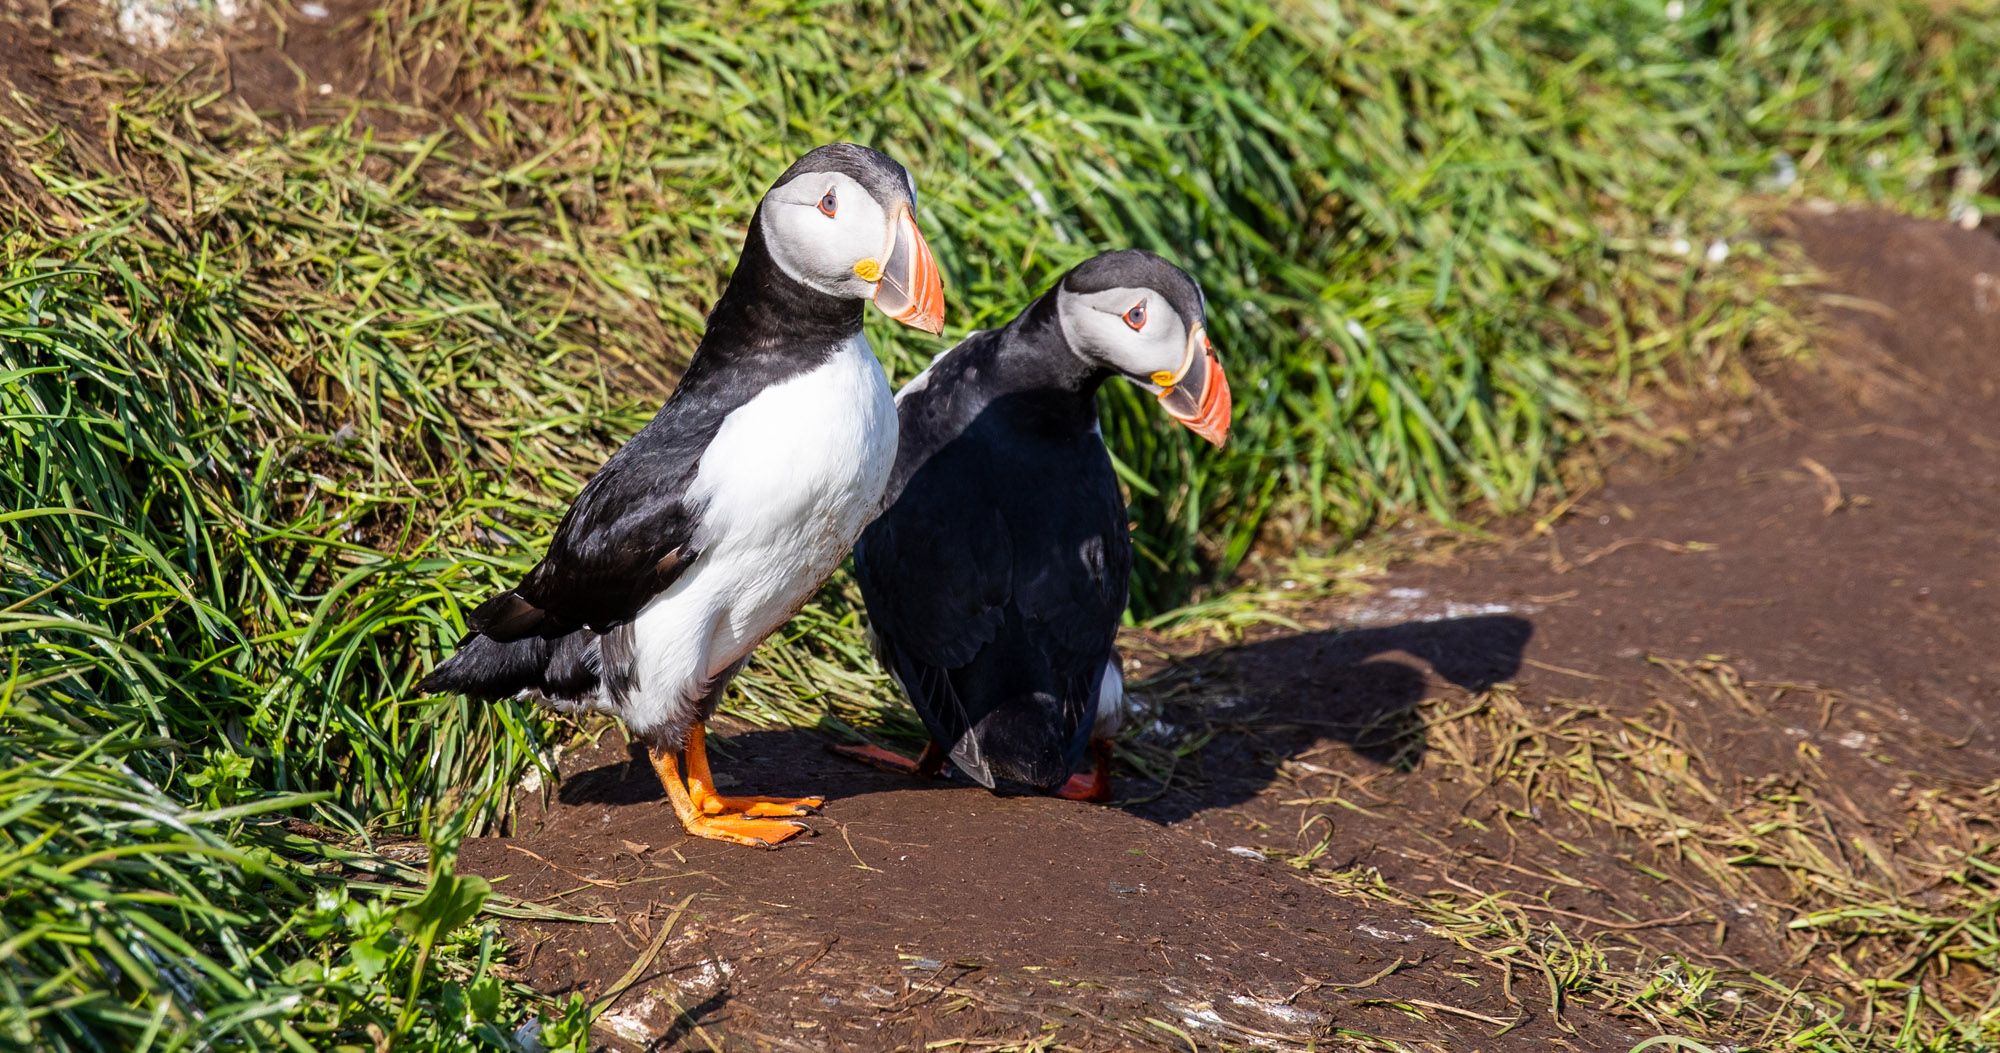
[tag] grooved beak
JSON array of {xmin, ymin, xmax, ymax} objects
[
  {"xmin": 871, "ymin": 206, "xmax": 946, "ymax": 335},
  {"xmin": 1158, "ymin": 326, "xmax": 1231, "ymax": 447}
]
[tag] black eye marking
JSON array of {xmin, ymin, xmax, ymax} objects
[
  {"xmin": 817, "ymin": 188, "xmax": 838, "ymax": 218},
  {"xmin": 1123, "ymin": 300, "xmax": 1147, "ymax": 332}
]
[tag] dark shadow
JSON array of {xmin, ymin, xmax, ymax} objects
[
  {"xmin": 553, "ymin": 615, "xmax": 1532, "ymax": 828},
  {"xmin": 557, "ymin": 728, "xmax": 929, "ymax": 809},
  {"xmin": 1127, "ymin": 614, "xmax": 1533, "ymax": 824},
  {"xmin": 556, "ymin": 740, "xmax": 657, "ymax": 807},
  {"xmin": 650, "ymin": 987, "xmax": 730, "ymax": 1051}
]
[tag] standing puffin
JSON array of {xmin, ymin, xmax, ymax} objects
[
  {"xmin": 842, "ymin": 250, "xmax": 1228, "ymax": 799},
  {"xmin": 420, "ymin": 143, "xmax": 946, "ymax": 847}
]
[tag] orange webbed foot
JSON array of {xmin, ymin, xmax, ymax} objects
[
  {"xmin": 649, "ymin": 724, "xmax": 820, "ymax": 848},
  {"xmin": 830, "ymin": 739, "xmax": 949, "ymax": 779},
  {"xmin": 1053, "ymin": 739, "xmax": 1115, "ymax": 803},
  {"xmin": 1054, "ymin": 772, "xmax": 1113, "ymax": 802},
  {"xmin": 831, "ymin": 742, "xmax": 925, "ymax": 775},
  {"xmin": 681, "ymin": 813, "xmax": 810, "ymax": 848},
  {"xmin": 695, "ymin": 791, "xmax": 824, "ymax": 818}
]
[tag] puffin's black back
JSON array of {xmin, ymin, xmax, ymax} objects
[{"xmin": 854, "ymin": 290, "xmax": 1130, "ymax": 791}]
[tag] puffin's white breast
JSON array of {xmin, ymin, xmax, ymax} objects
[
  {"xmin": 617, "ymin": 333, "xmax": 898, "ymax": 734},
  {"xmin": 688, "ymin": 331, "xmax": 898, "ymax": 554}
]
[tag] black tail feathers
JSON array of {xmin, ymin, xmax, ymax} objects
[
  {"xmin": 417, "ymin": 632, "xmax": 553, "ymax": 699},
  {"xmin": 418, "ymin": 619, "xmax": 610, "ymax": 702},
  {"xmin": 467, "ymin": 590, "xmax": 549, "ymax": 641},
  {"xmin": 420, "ymin": 589, "xmax": 559, "ymax": 698},
  {"xmin": 949, "ymin": 694, "xmax": 1092, "ymax": 794}
]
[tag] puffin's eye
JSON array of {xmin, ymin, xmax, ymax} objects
[
  {"xmin": 1122, "ymin": 301, "xmax": 1147, "ymax": 332},
  {"xmin": 817, "ymin": 188, "xmax": 838, "ymax": 218}
]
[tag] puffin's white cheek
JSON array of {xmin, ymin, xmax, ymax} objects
[
  {"xmin": 1103, "ymin": 324, "xmax": 1169, "ymax": 378},
  {"xmin": 766, "ymin": 214, "xmax": 844, "ymax": 292},
  {"xmin": 764, "ymin": 203, "xmax": 897, "ymax": 301}
]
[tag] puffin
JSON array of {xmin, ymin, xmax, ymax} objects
[
  {"xmin": 841, "ymin": 250, "xmax": 1229, "ymax": 799},
  {"xmin": 420, "ymin": 143, "xmax": 946, "ymax": 847}
]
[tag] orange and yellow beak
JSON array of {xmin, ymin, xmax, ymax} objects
[
  {"xmin": 1155, "ymin": 325, "xmax": 1231, "ymax": 447},
  {"xmin": 869, "ymin": 206, "xmax": 946, "ymax": 335}
]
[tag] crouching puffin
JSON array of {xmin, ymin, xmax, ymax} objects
[
  {"xmin": 843, "ymin": 250, "xmax": 1229, "ymax": 799},
  {"xmin": 420, "ymin": 143, "xmax": 945, "ymax": 847}
]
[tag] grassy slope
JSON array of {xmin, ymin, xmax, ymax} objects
[{"xmin": 1, "ymin": 0, "xmax": 1995, "ymax": 1047}]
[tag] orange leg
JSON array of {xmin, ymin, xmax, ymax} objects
[
  {"xmin": 1055, "ymin": 739, "xmax": 1115, "ymax": 803},
  {"xmin": 684, "ymin": 723, "xmax": 824, "ymax": 818},
  {"xmin": 647, "ymin": 738, "xmax": 808, "ymax": 848},
  {"xmin": 830, "ymin": 739, "xmax": 947, "ymax": 778}
]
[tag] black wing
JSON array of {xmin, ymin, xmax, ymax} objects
[
  {"xmin": 466, "ymin": 389, "xmax": 737, "ymax": 641},
  {"xmin": 855, "ymin": 385, "xmax": 1129, "ymax": 789}
]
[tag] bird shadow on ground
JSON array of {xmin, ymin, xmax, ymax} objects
[
  {"xmin": 1127, "ymin": 614, "xmax": 1533, "ymax": 824},
  {"xmin": 655, "ymin": 989, "xmax": 731, "ymax": 1048},
  {"xmin": 555, "ymin": 727, "xmax": 927, "ymax": 810},
  {"xmin": 553, "ymin": 615, "xmax": 1533, "ymax": 827}
]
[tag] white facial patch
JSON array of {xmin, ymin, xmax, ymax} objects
[
  {"xmin": 759, "ymin": 170, "xmax": 893, "ymax": 299},
  {"xmin": 1056, "ymin": 285, "xmax": 1193, "ymax": 386}
]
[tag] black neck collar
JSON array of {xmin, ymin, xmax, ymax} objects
[
  {"xmin": 998, "ymin": 289, "xmax": 1107, "ymax": 394},
  {"xmin": 681, "ymin": 212, "xmax": 866, "ymax": 389},
  {"xmin": 951, "ymin": 290, "xmax": 1107, "ymax": 434}
]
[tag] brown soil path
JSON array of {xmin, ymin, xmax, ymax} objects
[
  {"xmin": 468, "ymin": 723, "xmax": 1639, "ymax": 1051},
  {"xmin": 461, "ymin": 209, "xmax": 1999, "ymax": 1050}
]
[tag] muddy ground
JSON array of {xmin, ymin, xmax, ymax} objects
[{"xmin": 457, "ymin": 208, "xmax": 1999, "ymax": 1053}]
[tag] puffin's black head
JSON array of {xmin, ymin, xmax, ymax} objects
[
  {"xmin": 754, "ymin": 143, "xmax": 946, "ymax": 335},
  {"xmin": 1054, "ymin": 250, "xmax": 1232, "ymax": 446}
]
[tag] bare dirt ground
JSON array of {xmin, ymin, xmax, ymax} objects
[
  {"xmin": 458, "ymin": 208, "xmax": 2000, "ymax": 1050},
  {"xmin": 0, "ymin": 0, "xmax": 452, "ymax": 136}
]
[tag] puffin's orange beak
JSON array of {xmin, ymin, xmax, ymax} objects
[
  {"xmin": 871, "ymin": 207, "xmax": 946, "ymax": 335},
  {"xmin": 1157, "ymin": 325, "xmax": 1231, "ymax": 447}
]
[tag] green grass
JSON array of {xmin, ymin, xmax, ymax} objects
[{"xmin": 2, "ymin": 0, "xmax": 1997, "ymax": 1047}]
